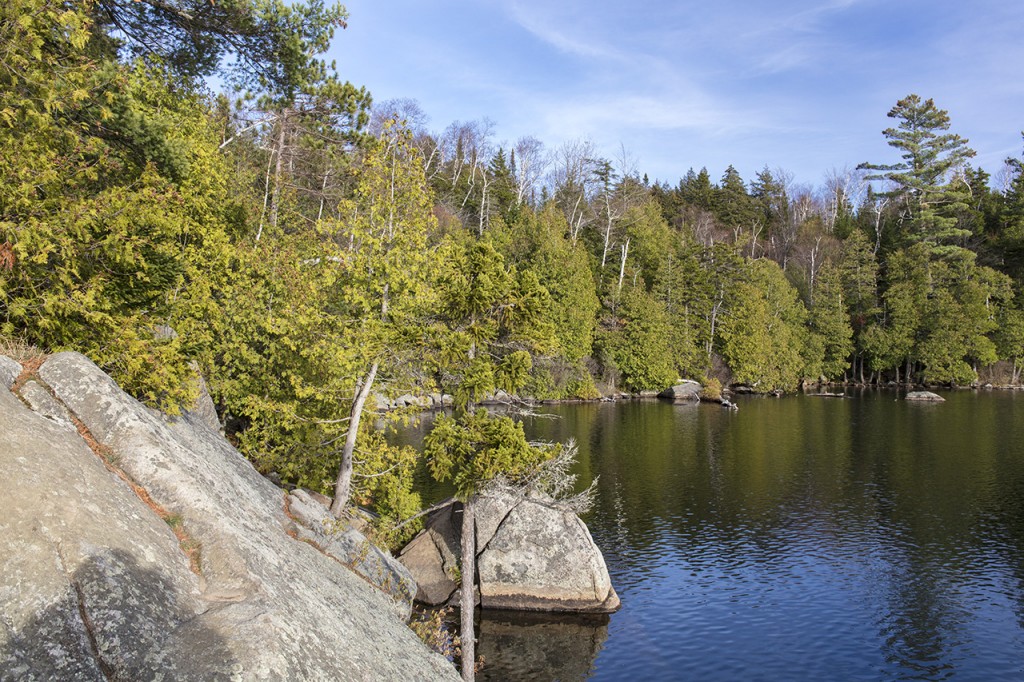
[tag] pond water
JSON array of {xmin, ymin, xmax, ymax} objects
[{"xmin": 401, "ymin": 390, "xmax": 1024, "ymax": 681}]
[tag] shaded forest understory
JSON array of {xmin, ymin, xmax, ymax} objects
[{"xmin": 4, "ymin": 1, "xmax": 1024, "ymax": 526}]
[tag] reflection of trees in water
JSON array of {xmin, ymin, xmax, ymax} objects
[{"xmin": 401, "ymin": 393, "xmax": 1024, "ymax": 678}]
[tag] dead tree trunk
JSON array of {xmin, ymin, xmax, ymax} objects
[
  {"xmin": 460, "ymin": 498, "xmax": 476, "ymax": 681},
  {"xmin": 330, "ymin": 361, "xmax": 379, "ymax": 517}
]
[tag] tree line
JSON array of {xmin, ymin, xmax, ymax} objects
[{"xmin": 4, "ymin": 1, "xmax": 1024, "ymax": 536}]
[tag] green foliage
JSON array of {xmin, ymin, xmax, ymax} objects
[
  {"xmin": 863, "ymin": 244, "xmax": 1011, "ymax": 383},
  {"xmin": 701, "ymin": 377, "xmax": 723, "ymax": 401},
  {"xmin": 514, "ymin": 206, "xmax": 599, "ymax": 362},
  {"xmin": 0, "ymin": 7, "xmax": 235, "ymax": 409},
  {"xmin": 718, "ymin": 259, "xmax": 814, "ymax": 391},
  {"xmin": 564, "ymin": 370, "xmax": 601, "ymax": 400},
  {"xmin": 425, "ymin": 409, "xmax": 558, "ymax": 501},
  {"xmin": 434, "ymin": 237, "xmax": 556, "ymax": 404},
  {"xmin": 523, "ymin": 358, "xmax": 601, "ymax": 400},
  {"xmin": 859, "ymin": 94, "xmax": 977, "ymax": 256},
  {"xmin": 810, "ymin": 263, "xmax": 854, "ymax": 380},
  {"xmin": 994, "ymin": 304, "xmax": 1024, "ymax": 383},
  {"xmin": 599, "ymin": 286, "xmax": 676, "ymax": 392},
  {"xmin": 92, "ymin": 0, "xmax": 353, "ymax": 97},
  {"xmin": 714, "ymin": 166, "xmax": 758, "ymax": 231},
  {"xmin": 620, "ymin": 198, "xmax": 674, "ymax": 290},
  {"xmin": 205, "ymin": 123, "xmax": 436, "ymax": 517}
]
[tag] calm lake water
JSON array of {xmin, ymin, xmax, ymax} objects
[{"xmin": 402, "ymin": 390, "xmax": 1024, "ymax": 681}]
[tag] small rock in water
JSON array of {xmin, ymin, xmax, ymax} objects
[{"xmin": 905, "ymin": 391, "xmax": 945, "ymax": 402}]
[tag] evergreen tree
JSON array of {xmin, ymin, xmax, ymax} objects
[
  {"xmin": 714, "ymin": 165, "xmax": 758, "ymax": 231},
  {"xmin": 718, "ymin": 259, "xmax": 814, "ymax": 391},
  {"xmin": 996, "ymin": 136, "xmax": 1024, "ymax": 282},
  {"xmin": 859, "ymin": 95, "xmax": 976, "ymax": 256},
  {"xmin": 810, "ymin": 263, "xmax": 854, "ymax": 380},
  {"xmin": 681, "ymin": 167, "xmax": 716, "ymax": 211},
  {"xmin": 598, "ymin": 286, "xmax": 676, "ymax": 392}
]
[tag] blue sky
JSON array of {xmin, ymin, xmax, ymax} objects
[{"xmin": 329, "ymin": 0, "xmax": 1024, "ymax": 188}]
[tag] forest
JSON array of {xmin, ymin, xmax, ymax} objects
[{"xmin": 4, "ymin": 1, "xmax": 1024, "ymax": 531}]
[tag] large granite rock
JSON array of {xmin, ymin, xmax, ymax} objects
[
  {"xmin": 1, "ymin": 383, "xmax": 220, "ymax": 680},
  {"xmin": 2, "ymin": 352, "xmax": 458, "ymax": 681},
  {"xmin": 658, "ymin": 380, "xmax": 702, "ymax": 401},
  {"xmin": 476, "ymin": 494, "xmax": 619, "ymax": 613},
  {"xmin": 286, "ymin": 489, "xmax": 417, "ymax": 619},
  {"xmin": 398, "ymin": 493, "xmax": 619, "ymax": 614}
]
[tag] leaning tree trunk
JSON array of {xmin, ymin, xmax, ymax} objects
[
  {"xmin": 460, "ymin": 498, "xmax": 476, "ymax": 681},
  {"xmin": 330, "ymin": 361, "xmax": 379, "ymax": 517}
]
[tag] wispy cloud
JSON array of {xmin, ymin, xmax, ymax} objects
[
  {"xmin": 504, "ymin": 1, "xmax": 627, "ymax": 62},
  {"xmin": 334, "ymin": 0, "xmax": 1024, "ymax": 185}
]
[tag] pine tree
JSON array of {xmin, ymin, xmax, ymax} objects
[{"xmin": 858, "ymin": 95, "xmax": 976, "ymax": 256}]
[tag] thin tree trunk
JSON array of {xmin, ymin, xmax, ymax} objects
[
  {"xmin": 256, "ymin": 141, "xmax": 275, "ymax": 241},
  {"xmin": 268, "ymin": 108, "xmax": 289, "ymax": 233},
  {"xmin": 617, "ymin": 238, "xmax": 630, "ymax": 294},
  {"xmin": 600, "ymin": 201, "xmax": 613, "ymax": 269},
  {"xmin": 330, "ymin": 361, "xmax": 379, "ymax": 517},
  {"xmin": 460, "ymin": 498, "xmax": 476, "ymax": 681}
]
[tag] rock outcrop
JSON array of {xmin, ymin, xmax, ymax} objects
[
  {"xmin": 906, "ymin": 391, "xmax": 945, "ymax": 402},
  {"xmin": 285, "ymin": 488, "xmax": 417, "ymax": 620},
  {"xmin": 398, "ymin": 493, "xmax": 619, "ymax": 614},
  {"xmin": 1, "ymin": 352, "xmax": 458, "ymax": 681}
]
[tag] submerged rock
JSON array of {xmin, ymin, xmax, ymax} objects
[{"xmin": 476, "ymin": 610, "xmax": 609, "ymax": 682}]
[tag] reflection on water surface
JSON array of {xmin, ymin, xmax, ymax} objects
[{"xmin": 401, "ymin": 391, "xmax": 1024, "ymax": 681}]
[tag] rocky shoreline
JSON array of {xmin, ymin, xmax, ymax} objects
[{"xmin": 0, "ymin": 352, "xmax": 458, "ymax": 680}]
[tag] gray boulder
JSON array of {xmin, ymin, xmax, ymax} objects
[
  {"xmin": 428, "ymin": 393, "xmax": 455, "ymax": 409},
  {"xmin": 398, "ymin": 493, "xmax": 618, "ymax": 614},
  {"xmin": 906, "ymin": 391, "xmax": 945, "ymax": 402},
  {"xmin": 2, "ymin": 352, "xmax": 458, "ymax": 680},
  {"xmin": 658, "ymin": 380, "xmax": 702, "ymax": 401},
  {"xmin": 397, "ymin": 503, "xmax": 462, "ymax": 606},
  {"xmin": 477, "ymin": 493, "xmax": 620, "ymax": 613},
  {"xmin": 185, "ymin": 369, "xmax": 221, "ymax": 432}
]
